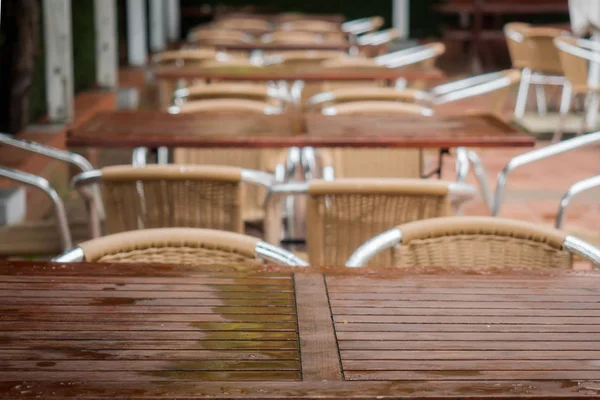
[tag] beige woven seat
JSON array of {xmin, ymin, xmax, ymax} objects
[
  {"xmin": 265, "ymin": 179, "xmax": 476, "ymax": 266},
  {"xmin": 553, "ymin": 36, "xmax": 600, "ymax": 142},
  {"xmin": 315, "ymin": 101, "xmax": 434, "ymax": 180},
  {"xmin": 73, "ymin": 165, "xmax": 277, "ymax": 235},
  {"xmin": 53, "ymin": 228, "xmax": 308, "ymax": 266},
  {"xmin": 168, "ymin": 99, "xmax": 287, "ymax": 224},
  {"xmin": 346, "ymin": 216, "xmax": 600, "ymax": 268}
]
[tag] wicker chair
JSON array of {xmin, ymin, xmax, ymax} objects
[
  {"xmin": 313, "ymin": 101, "xmax": 434, "ymax": 181},
  {"xmin": 153, "ymin": 49, "xmax": 218, "ymax": 66},
  {"xmin": 213, "ymin": 18, "xmax": 272, "ymax": 33},
  {"xmin": 265, "ymin": 179, "xmax": 477, "ymax": 266},
  {"xmin": 166, "ymin": 100, "xmax": 288, "ymax": 225},
  {"xmin": 53, "ymin": 228, "xmax": 308, "ymax": 266},
  {"xmin": 507, "ymin": 25, "xmax": 569, "ymax": 119},
  {"xmin": 553, "ymin": 37, "xmax": 600, "ymax": 142},
  {"xmin": 188, "ymin": 28, "xmax": 254, "ymax": 44},
  {"xmin": 346, "ymin": 216, "xmax": 600, "ymax": 268},
  {"xmin": 72, "ymin": 165, "xmax": 277, "ymax": 236}
]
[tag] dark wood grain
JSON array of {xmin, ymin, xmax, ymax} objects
[
  {"xmin": 0, "ymin": 261, "xmax": 599, "ymax": 399},
  {"xmin": 67, "ymin": 111, "xmax": 534, "ymax": 149},
  {"xmin": 294, "ymin": 274, "xmax": 343, "ymax": 381},
  {"xmin": 154, "ymin": 65, "xmax": 444, "ymax": 82}
]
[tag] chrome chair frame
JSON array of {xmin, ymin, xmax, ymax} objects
[
  {"xmin": 263, "ymin": 181, "xmax": 478, "ymax": 245},
  {"xmin": 375, "ymin": 45, "xmax": 442, "ymax": 69},
  {"xmin": 53, "ymin": 237, "xmax": 309, "ymax": 266},
  {"xmin": 356, "ymin": 28, "xmax": 400, "ymax": 46},
  {"xmin": 0, "ymin": 133, "xmax": 103, "ymax": 237},
  {"xmin": 71, "ymin": 168, "xmax": 278, "ymax": 237},
  {"xmin": 553, "ymin": 37, "xmax": 600, "ymax": 142},
  {"xmin": 345, "ymin": 225, "xmax": 600, "ymax": 268},
  {"xmin": 555, "ymin": 175, "xmax": 600, "ymax": 229},
  {"xmin": 341, "ymin": 17, "xmax": 383, "ymax": 36},
  {"xmin": 506, "ymin": 26, "xmax": 569, "ymax": 119},
  {"xmin": 0, "ymin": 166, "xmax": 72, "ymax": 251},
  {"xmin": 490, "ymin": 132, "xmax": 600, "ymax": 216}
]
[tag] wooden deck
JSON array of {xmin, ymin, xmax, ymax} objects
[{"xmin": 0, "ymin": 261, "xmax": 598, "ymax": 398}]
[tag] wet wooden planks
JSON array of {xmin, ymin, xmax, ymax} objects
[
  {"xmin": 0, "ymin": 264, "xmax": 302, "ymax": 383},
  {"xmin": 1, "ymin": 261, "xmax": 600, "ymax": 399},
  {"xmin": 326, "ymin": 275, "xmax": 600, "ymax": 383},
  {"xmin": 67, "ymin": 111, "xmax": 534, "ymax": 149}
]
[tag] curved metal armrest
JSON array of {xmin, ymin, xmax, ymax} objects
[
  {"xmin": 432, "ymin": 72, "xmax": 517, "ymax": 105},
  {"xmin": 556, "ymin": 175, "xmax": 600, "ymax": 229},
  {"xmin": 255, "ymin": 241, "xmax": 309, "ymax": 266},
  {"xmin": 346, "ymin": 228, "xmax": 402, "ymax": 267},
  {"xmin": 555, "ymin": 38, "xmax": 600, "ymax": 65},
  {"xmin": 241, "ymin": 169, "xmax": 277, "ymax": 188},
  {"xmin": 0, "ymin": 133, "xmax": 104, "ymax": 220},
  {"xmin": 448, "ymin": 182, "xmax": 478, "ymax": 207},
  {"xmin": 375, "ymin": 46, "xmax": 440, "ymax": 68},
  {"xmin": 493, "ymin": 132, "xmax": 600, "ymax": 216},
  {"xmin": 563, "ymin": 236, "xmax": 600, "ymax": 267},
  {"xmin": 357, "ymin": 29, "xmax": 399, "ymax": 46},
  {"xmin": 53, "ymin": 247, "xmax": 85, "ymax": 262},
  {"xmin": 0, "ymin": 166, "xmax": 73, "ymax": 252}
]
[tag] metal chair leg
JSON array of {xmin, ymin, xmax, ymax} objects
[
  {"xmin": 553, "ymin": 83, "xmax": 572, "ymax": 143},
  {"xmin": 157, "ymin": 147, "xmax": 169, "ymax": 164},
  {"xmin": 535, "ymin": 84, "xmax": 548, "ymax": 116},
  {"xmin": 466, "ymin": 151, "xmax": 494, "ymax": 213},
  {"xmin": 514, "ymin": 68, "xmax": 532, "ymax": 119}
]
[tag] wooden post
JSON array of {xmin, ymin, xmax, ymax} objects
[
  {"xmin": 149, "ymin": 0, "xmax": 166, "ymax": 52},
  {"xmin": 165, "ymin": 0, "xmax": 181, "ymax": 42},
  {"xmin": 127, "ymin": 0, "xmax": 147, "ymax": 66},
  {"xmin": 94, "ymin": 0, "xmax": 118, "ymax": 88},
  {"xmin": 42, "ymin": 0, "xmax": 74, "ymax": 123}
]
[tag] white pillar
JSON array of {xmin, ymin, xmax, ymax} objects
[
  {"xmin": 165, "ymin": 0, "xmax": 181, "ymax": 42},
  {"xmin": 94, "ymin": 0, "xmax": 118, "ymax": 88},
  {"xmin": 149, "ymin": 0, "xmax": 167, "ymax": 52},
  {"xmin": 43, "ymin": 0, "xmax": 74, "ymax": 122},
  {"xmin": 393, "ymin": 0, "xmax": 410, "ymax": 39},
  {"xmin": 127, "ymin": 0, "xmax": 147, "ymax": 66}
]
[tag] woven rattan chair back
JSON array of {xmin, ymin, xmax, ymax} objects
[
  {"xmin": 392, "ymin": 217, "xmax": 573, "ymax": 269},
  {"xmin": 174, "ymin": 83, "xmax": 281, "ymax": 107},
  {"xmin": 555, "ymin": 37, "xmax": 590, "ymax": 93},
  {"xmin": 171, "ymin": 101, "xmax": 283, "ymax": 224},
  {"xmin": 504, "ymin": 23, "xmax": 530, "ymax": 69},
  {"xmin": 214, "ymin": 18, "xmax": 271, "ymax": 32},
  {"xmin": 79, "ymin": 228, "xmax": 264, "ymax": 266},
  {"xmin": 306, "ymin": 179, "xmax": 453, "ymax": 266},
  {"xmin": 98, "ymin": 165, "xmax": 245, "ymax": 234},
  {"xmin": 523, "ymin": 27, "xmax": 566, "ymax": 75},
  {"xmin": 188, "ymin": 28, "xmax": 254, "ymax": 44},
  {"xmin": 318, "ymin": 101, "xmax": 430, "ymax": 180}
]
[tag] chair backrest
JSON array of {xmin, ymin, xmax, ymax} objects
[
  {"xmin": 89, "ymin": 165, "xmax": 251, "ymax": 234},
  {"xmin": 188, "ymin": 28, "xmax": 254, "ymax": 44},
  {"xmin": 56, "ymin": 228, "xmax": 307, "ymax": 266},
  {"xmin": 171, "ymin": 98, "xmax": 282, "ymax": 114},
  {"xmin": 305, "ymin": 179, "xmax": 457, "ymax": 266},
  {"xmin": 262, "ymin": 31, "xmax": 327, "ymax": 45},
  {"xmin": 214, "ymin": 18, "xmax": 272, "ymax": 32},
  {"xmin": 554, "ymin": 36, "xmax": 591, "ymax": 92},
  {"xmin": 309, "ymin": 87, "xmax": 430, "ymax": 110},
  {"xmin": 153, "ymin": 49, "xmax": 218, "ymax": 66},
  {"xmin": 504, "ymin": 22, "xmax": 530, "ymax": 69},
  {"xmin": 173, "ymin": 83, "xmax": 279, "ymax": 105},
  {"xmin": 278, "ymin": 20, "xmax": 340, "ymax": 33},
  {"xmin": 523, "ymin": 27, "xmax": 567, "ymax": 75},
  {"xmin": 322, "ymin": 100, "xmax": 434, "ymax": 116},
  {"xmin": 394, "ymin": 217, "xmax": 580, "ymax": 269},
  {"xmin": 264, "ymin": 50, "xmax": 346, "ymax": 67}
]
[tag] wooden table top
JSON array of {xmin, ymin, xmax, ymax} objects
[
  {"xmin": 67, "ymin": 111, "xmax": 535, "ymax": 149},
  {"xmin": 155, "ymin": 65, "xmax": 445, "ymax": 82},
  {"xmin": 0, "ymin": 261, "xmax": 599, "ymax": 399}
]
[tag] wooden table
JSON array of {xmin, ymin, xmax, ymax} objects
[
  {"xmin": 155, "ymin": 65, "xmax": 445, "ymax": 82},
  {"xmin": 67, "ymin": 111, "xmax": 535, "ymax": 149},
  {"xmin": 0, "ymin": 261, "xmax": 599, "ymax": 399}
]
